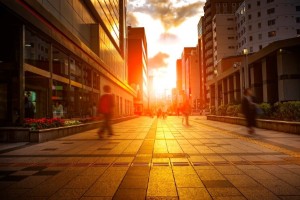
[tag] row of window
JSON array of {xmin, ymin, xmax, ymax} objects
[
  {"xmin": 238, "ymin": 18, "xmax": 300, "ymax": 39},
  {"xmin": 25, "ymin": 29, "xmax": 101, "ymax": 89}
]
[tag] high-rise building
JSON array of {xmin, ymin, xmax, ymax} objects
[
  {"xmin": 127, "ymin": 26, "xmax": 148, "ymax": 115},
  {"xmin": 236, "ymin": 0, "xmax": 300, "ymax": 54},
  {"xmin": 202, "ymin": 0, "xmax": 243, "ymax": 107},
  {"xmin": 200, "ymin": 0, "xmax": 300, "ymax": 111},
  {"xmin": 176, "ymin": 59, "xmax": 183, "ymax": 93},
  {"xmin": 197, "ymin": 17, "xmax": 207, "ymax": 110},
  {"xmin": 213, "ymin": 14, "xmax": 238, "ymax": 66},
  {"xmin": 0, "ymin": 0, "xmax": 135, "ymax": 126}
]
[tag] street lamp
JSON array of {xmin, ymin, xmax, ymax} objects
[{"xmin": 243, "ymin": 48, "xmax": 249, "ymax": 89}]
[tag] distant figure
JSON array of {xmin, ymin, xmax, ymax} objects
[
  {"xmin": 97, "ymin": 85, "xmax": 115, "ymax": 138},
  {"xmin": 157, "ymin": 107, "xmax": 162, "ymax": 118},
  {"xmin": 92, "ymin": 103, "xmax": 97, "ymax": 117},
  {"xmin": 241, "ymin": 88, "xmax": 257, "ymax": 134},
  {"xmin": 182, "ymin": 99, "xmax": 191, "ymax": 126},
  {"xmin": 162, "ymin": 104, "xmax": 168, "ymax": 119},
  {"xmin": 53, "ymin": 102, "xmax": 64, "ymax": 118},
  {"xmin": 24, "ymin": 96, "xmax": 35, "ymax": 118}
]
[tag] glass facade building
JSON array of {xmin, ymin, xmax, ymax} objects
[{"xmin": 0, "ymin": 0, "xmax": 135, "ymax": 126}]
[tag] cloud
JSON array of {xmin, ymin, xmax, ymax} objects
[
  {"xmin": 148, "ymin": 52, "xmax": 170, "ymax": 69},
  {"xmin": 158, "ymin": 32, "xmax": 179, "ymax": 44},
  {"xmin": 127, "ymin": 0, "xmax": 204, "ymax": 30},
  {"xmin": 126, "ymin": 12, "xmax": 139, "ymax": 27}
]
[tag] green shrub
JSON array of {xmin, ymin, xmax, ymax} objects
[
  {"xmin": 217, "ymin": 105, "xmax": 228, "ymax": 116},
  {"xmin": 212, "ymin": 101, "xmax": 300, "ymax": 121},
  {"xmin": 226, "ymin": 104, "xmax": 241, "ymax": 116},
  {"xmin": 210, "ymin": 106, "xmax": 216, "ymax": 115},
  {"xmin": 258, "ymin": 103, "xmax": 272, "ymax": 118},
  {"xmin": 272, "ymin": 101, "xmax": 300, "ymax": 121}
]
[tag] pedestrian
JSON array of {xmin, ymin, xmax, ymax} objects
[
  {"xmin": 162, "ymin": 104, "xmax": 168, "ymax": 119},
  {"xmin": 53, "ymin": 102, "xmax": 64, "ymax": 118},
  {"xmin": 182, "ymin": 99, "xmax": 191, "ymax": 126},
  {"xmin": 241, "ymin": 88, "xmax": 257, "ymax": 134},
  {"xmin": 97, "ymin": 85, "xmax": 114, "ymax": 138},
  {"xmin": 92, "ymin": 102, "xmax": 97, "ymax": 117},
  {"xmin": 24, "ymin": 96, "xmax": 35, "ymax": 118}
]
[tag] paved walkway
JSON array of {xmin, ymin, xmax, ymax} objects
[{"xmin": 1, "ymin": 116, "xmax": 300, "ymax": 200}]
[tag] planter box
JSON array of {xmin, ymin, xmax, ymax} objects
[
  {"xmin": 207, "ymin": 115, "xmax": 300, "ymax": 134},
  {"xmin": 30, "ymin": 121, "xmax": 103, "ymax": 143},
  {"xmin": 0, "ymin": 115, "xmax": 138, "ymax": 143},
  {"xmin": 0, "ymin": 127, "xmax": 31, "ymax": 142}
]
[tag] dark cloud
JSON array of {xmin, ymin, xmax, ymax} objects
[
  {"xmin": 126, "ymin": 12, "xmax": 139, "ymax": 27},
  {"xmin": 128, "ymin": 0, "xmax": 204, "ymax": 30},
  {"xmin": 148, "ymin": 52, "xmax": 169, "ymax": 69},
  {"xmin": 158, "ymin": 32, "xmax": 179, "ymax": 44}
]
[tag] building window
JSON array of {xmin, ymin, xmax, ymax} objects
[
  {"xmin": 297, "ymin": 17, "xmax": 300, "ymax": 23},
  {"xmin": 268, "ymin": 31, "xmax": 276, "ymax": 37},
  {"xmin": 248, "ymin": 4, "xmax": 251, "ymax": 9},
  {"xmin": 297, "ymin": 6, "xmax": 300, "ymax": 11},
  {"xmin": 267, "ymin": 8, "xmax": 275, "ymax": 14},
  {"xmin": 248, "ymin": 14, "xmax": 252, "ymax": 20},
  {"xmin": 267, "ymin": 0, "xmax": 274, "ymax": 3},
  {"xmin": 25, "ymin": 29, "xmax": 50, "ymax": 71},
  {"xmin": 248, "ymin": 25, "xmax": 252, "ymax": 31},
  {"xmin": 228, "ymin": 36, "xmax": 235, "ymax": 40},
  {"xmin": 227, "ymin": 18, "xmax": 234, "ymax": 21},
  {"xmin": 249, "ymin": 36, "xmax": 253, "ymax": 41},
  {"xmin": 258, "ymin": 34, "xmax": 262, "ymax": 40},
  {"xmin": 297, "ymin": 29, "xmax": 300, "ymax": 35},
  {"xmin": 258, "ymin": 22, "xmax": 261, "ymax": 28},
  {"xmin": 257, "ymin": 1, "xmax": 260, "ymax": 6},
  {"xmin": 257, "ymin": 12, "xmax": 261, "ymax": 17},
  {"xmin": 52, "ymin": 47, "xmax": 69, "ymax": 78},
  {"xmin": 268, "ymin": 19, "xmax": 276, "ymax": 26},
  {"xmin": 259, "ymin": 45, "xmax": 263, "ymax": 50}
]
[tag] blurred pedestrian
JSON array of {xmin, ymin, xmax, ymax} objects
[
  {"xmin": 162, "ymin": 104, "xmax": 168, "ymax": 119},
  {"xmin": 182, "ymin": 99, "xmax": 191, "ymax": 126},
  {"xmin": 97, "ymin": 85, "xmax": 114, "ymax": 138},
  {"xmin": 241, "ymin": 88, "xmax": 257, "ymax": 134}
]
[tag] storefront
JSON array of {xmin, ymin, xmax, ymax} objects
[{"xmin": 0, "ymin": 2, "xmax": 135, "ymax": 127}]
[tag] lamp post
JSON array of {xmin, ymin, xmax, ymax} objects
[{"xmin": 243, "ymin": 48, "xmax": 249, "ymax": 89}]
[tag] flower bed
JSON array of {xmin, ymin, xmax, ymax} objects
[
  {"xmin": 23, "ymin": 117, "xmax": 102, "ymax": 130},
  {"xmin": 24, "ymin": 118, "xmax": 65, "ymax": 130}
]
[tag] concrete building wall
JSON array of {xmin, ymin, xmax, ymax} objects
[
  {"xmin": 237, "ymin": 0, "xmax": 300, "ymax": 54},
  {"xmin": 213, "ymin": 14, "xmax": 237, "ymax": 66}
]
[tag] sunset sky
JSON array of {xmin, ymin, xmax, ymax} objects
[{"xmin": 127, "ymin": 0, "xmax": 205, "ymax": 94}]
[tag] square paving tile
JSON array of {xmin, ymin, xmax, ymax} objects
[
  {"xmin": 0, "ymin": 175, "xmax": 28, "ymax": 182},
  {"xmin": 11, "ymin": 170, "xmax": 38, "ymax": 176},
  {"xmin": 202, "ymin": 180, "xmax": 234, "ymax": 188},
  {"xmin": 21, "ymin": 166, "xmax": 47, "ymax": 171},
  {"xmin": 119, "ymin": 176, "xmax": 149, "ymax": 189},
  {"xmin": 177, "ymin": 188, "xmax": 212, "ymax": 200},
  {"xmin": 0, "ymin": 170, "xmax": 15, "ymax": 176},
  {"xmin": 114, "ymin": 188, "xmax": 146, "ymax": 200},
  {"xmin": 207, "ymin": 187, "xmax": 242, "ymax": 197},
  {"xmin": 33, "ymin": 170, "xmax": 60, "ymax": 176}
]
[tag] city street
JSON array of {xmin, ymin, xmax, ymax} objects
[{"xmin": 1, "ymin": 116, "xmax": 300, "ymax": 200}]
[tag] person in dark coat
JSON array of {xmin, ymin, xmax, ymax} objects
[
  {"xmin": 97, "ymin": 85, "xmax": 115, "ymax": 138},
  {"xmin": 241, "ymin": 88, "xmax": 257, "ymax": 134}
]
